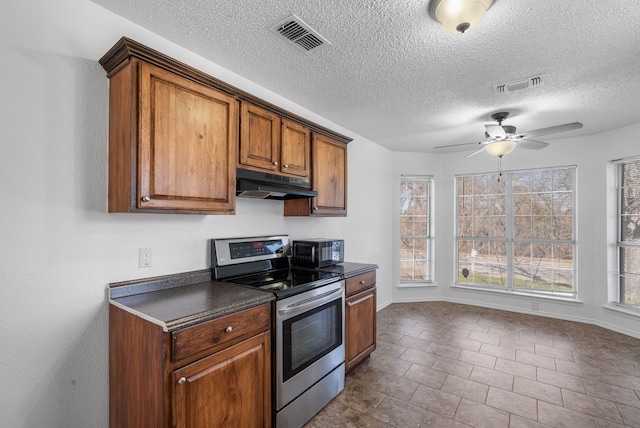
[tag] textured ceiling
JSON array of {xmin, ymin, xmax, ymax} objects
[{"xmin": 92, "ymin": 0, "xmax": 640, "ymax": 152}]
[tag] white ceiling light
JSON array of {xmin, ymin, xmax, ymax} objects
[
  {"xmin": 431, "ymin": 0, "xmax": 494, "ymax": 34},
  {"xmin": 485, "ymin": 139, "xmax": 517, "ymax": 157}
]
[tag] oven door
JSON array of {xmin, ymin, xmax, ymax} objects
[{"xmin": 275, "ymin": 280, "xmax": 345, "ymax": 410}]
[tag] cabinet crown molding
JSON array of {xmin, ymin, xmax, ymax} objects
[{"xmin": 99, "ymin": 37, "xmax": 352, "ymax": 144}]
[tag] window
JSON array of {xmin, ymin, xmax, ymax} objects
[
  {"xmin": 400, "ymin": 175, "xmax": 434, "ymax": 283},
  {"xmin": 616, "ymin": 158, "xmax": 640, "ymax": 310},
  {"xmin": 456, "ymin": 167, "xmax": 576, "ymax": 297}
]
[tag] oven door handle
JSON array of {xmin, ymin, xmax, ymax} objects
[{"xmin": 278, "ymin": 287, "xmax": 343, "ymax": 316}]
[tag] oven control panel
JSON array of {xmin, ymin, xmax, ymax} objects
[
  {"xmin": 212, "ymin": 235, "xmax": 290, "ymax": 267},
  {"xmin": 230, "ymin": 239, "xmax": 285, "ymax": 259}
]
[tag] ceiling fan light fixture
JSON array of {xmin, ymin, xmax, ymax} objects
[
  {"xmin": 485, "ymin": 139, "xmax": 517, "ymax": 157},
  {"xmin": 431, "ymin": 0, "xmax": 494, "ymax": 34}
]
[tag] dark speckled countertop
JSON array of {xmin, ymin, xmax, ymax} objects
[
  {"xmin": 316, "ymin": 262, "xmax": 378, "ymax": 278},
  {"xmin": 109, "ymin": 269, "xmax": 274, "ymax": 331}
]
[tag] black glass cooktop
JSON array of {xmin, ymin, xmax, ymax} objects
[{"xmin": 224, "ymin": 267, "xmax": 342, "ymax": 298}]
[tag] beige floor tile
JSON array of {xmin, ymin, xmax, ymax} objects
[
  {"xmin": 485, "ymin": 386, "xmax": 537, "ymax": 420},
  {"xmin": 454, "ymin": 398, "xmax": 510, "ymax": 428},
  {"xmin": 458, "ymin": 349, "xmax": 497, "ymax": 369},
  {"xmin": 372, "ymin": 372, "xmax": 420, "ymax": 402},
  {"xmin": 479, "ymin": 342, "xmax": 516, "ymax": 360},
  {"xmin": 372, "ymin": 396, "xmax": 428, "ymax": 428},
  {"xmin": 561, "ymin": 389, "xmax": 624, "ymax": 424},
  {"xmin": 470, "ymin": 366, "xmax": 514, "ymax": 391},
  {"xmin": 495, "ymin": 358, "xmax": 537, "ymax": 380},
  {"xmin": 536, "ymin": 366, "xmax": 585, "ymax": 392},
  {"xmin": 516, "ymin": 350, "xmax": 556, "ymax": 370},
  {"xmin": 537, "ymin": 401, "xmax": 597, "ymax": 428},
  {"xmin": 410, "ymin": 384, "xmax": 461, "ymax": 418},
  {"xmin": 306, "ymin": 302, "xmax": 640, "ymax": 427},
  {"xmin": 405, "ymin": 363, "xmax": 448, "ymax": 389},
  {"xmin": 432, "ymin": 356, "xmax": 474, "ymax": 378},
  {"xmin": 513, "ymin": 376, "xmax": 563, "ymax": 406},
  {"xmin": 400, "ymin": 348, "xmax": 438, "ymax": 367},
  {"xmin": 441, "ymin": 374, "xmax": 489, "ymax": 403}
]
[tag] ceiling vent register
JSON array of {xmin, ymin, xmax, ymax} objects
[
  {"xmin": 493, "ymin": 74, "xmax": 545, "ymax": 95},
  {"xmin": 271, "ymin": 14, "xmax": 330, "ymax": 53}
]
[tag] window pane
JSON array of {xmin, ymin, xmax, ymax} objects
[
  {"xmin": 621, "ymin": 215, "xmax": 640, "ymax": 243},
  {"xmin": 456, "ymin": 167, "xmax": 575, "ymax": 296},
  {"xmin": 400, "ymin": 176, "xmax": 433, "ymax": 282},
  {"xmin": 514, "ymin": 216, "xmax": 532, "ymax": 239},
  {"xmin": 620, "ymin": 273, "xmax": 640, "ymax": 308},
  {"xmin": 618, "ymin": 160, "xmax": 640, "ymax": 309}
]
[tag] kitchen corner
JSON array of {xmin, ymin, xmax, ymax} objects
[{"xmin": 108, "ymin": 237, "xmax": 378, "ymax": 428}]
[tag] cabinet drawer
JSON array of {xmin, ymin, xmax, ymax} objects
[
  {"xmin": 172, "ymin": 303, "xmax": 270, "ymax": 361},
  {"xmin": 345, "ymin": 271, "xmax": 376, "ymax": 296}
]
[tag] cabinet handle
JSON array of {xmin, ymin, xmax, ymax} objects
[
  {"xmin": 360, "ymin": 280, "xmax": 366, "ymax": 285},
  {"xmin": 141, "ymin": 196, "xmax": 150, "ymax": 202},
  {"xmin": 225, "ymin": 326, "xmax": 233, "ymax": 333},
  {"xmin": 273, "ymin": 161, "xmax": 279, "ymax": 166},
  {"xmin": 314, "ymin": 206, "xmax": 318, "ymax": 210},
  {"xmin": 283, "ymin": 164, "xmax": 289, "ymax": 168},
  {"xmin": 178, "ymin": 377, "xmax": 186, "ymax": 385},
  {"xmin": 347, "ymin": 293, "xmax": 374, "ymax": 307}
]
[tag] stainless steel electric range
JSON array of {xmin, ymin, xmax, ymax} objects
[{"xmin": 211, "ymin": 235, "xmax": 345, "ymax": 428}]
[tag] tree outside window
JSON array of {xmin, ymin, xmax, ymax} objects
[
  {"xmin": 400, "ymin": 176, "xmax": 433, "ymax": 283},
  {"xmin": 456, "ymin": 167, "xmax": 576, "ymax": 297},
  {"xmin": 617, "ymin": 159, "xmax": 640, "ymax": 309}
]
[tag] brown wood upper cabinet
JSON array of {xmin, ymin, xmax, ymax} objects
[
  {"xmin": 240, "ymin": 102, "xmax": 310, "ymax": 178},
  {"xmin": 100, "ymin": 38, "xmax": 351, "ymax": 215},
  {"xmin": 106, "ymin": 59, "xmax": 237, "ymax": 214},
  {"xmin": 284, "ymin": 133, "xmax": 348, "ymax": 216}
]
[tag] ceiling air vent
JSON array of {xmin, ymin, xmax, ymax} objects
[
  {"xmin": 271, "ymin": 14, "xmax": 330, "ymax": 53},
  {"xmin": 493, "ymin": 74, "xmax": 545, "ymax": 95}
]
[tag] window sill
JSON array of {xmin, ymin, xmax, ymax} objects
[
  {"xmin": 450, "ymin": 284, "xmax": 583, "ymax": 305},
  {"xmin": 602, "ymin": 303, "xmax": 640, "ymax": 319},
  {"xmin": 398, "ymin": 282, "xmax": 437, "ymax": 289}
]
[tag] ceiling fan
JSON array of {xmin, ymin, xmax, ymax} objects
[{"xmin": 435, "ymin": 112, "xmax": 583, "ymax": 158}]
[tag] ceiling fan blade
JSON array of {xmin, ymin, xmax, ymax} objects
[
  {"xmin": 517, "ymin": 139, "xmax": 550, "ymax": 150},
  {"xmin": 517, "ymin": 122, "xmax": 583, "ymax": 139},
  {"xmin": 485, "ymin": 124, "xmax": 506, "ymax": 139},
  {"xmin": 433, "ymin": 141, "xmax": 485, "ymax": 152},
  {"xmin": 465, "ymin": 147, "xmax": 487, "ymax": 158}
]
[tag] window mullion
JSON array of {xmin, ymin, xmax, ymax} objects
[{"xmin": 506, "ymin": 172, "xmax": 514, "ymax": 290}]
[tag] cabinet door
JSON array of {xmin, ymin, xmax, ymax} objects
[
  {"xmin": 312, "ymin": 133, "xmax": 347, "ymax": 215},
  {"xmin": 138, "ymin": 61, "xmax": 237, "ymax": 213},
  {"xmin": 283, "ymin": 133, "xmax": 347, "ymax": 216},
  {"xmin": 345, "ymin": 287, "xmax": 376, "ymax": 373},
  {"xmin": 239, "ymin": 102, "xmax": 281, "ymax": 172},
  {"xmin": 280, "ymin": 119, "xmax": 310, "ymax": 178},
  {"xmin": 172, "ymin": 332, "xmax": 271, "ymax": 428}
]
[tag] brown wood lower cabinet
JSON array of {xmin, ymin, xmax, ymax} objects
[
  {"xmin": 345, "ymin": 271, "xmax": 377, "ymax": 373},
  {"xmin": 109, "ymin": 302, "xmax": 271, "ymax": 428},
  {"xmin": 172, "ymin": 331, "xmax": 270, "ymax": 428}
]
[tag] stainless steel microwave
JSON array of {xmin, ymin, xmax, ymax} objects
[{"xmin": 292, "ymin": 239, "xmax": 344, "ymax": 268}]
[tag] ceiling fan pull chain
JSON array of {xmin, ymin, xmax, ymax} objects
[{"xmin": 498, "ymin": 155, "xmax": 503, "ymax": 182}]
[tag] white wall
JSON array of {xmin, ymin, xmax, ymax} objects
[
  {"xmin": 390, "ymin": 122, "xmax": 640, "ymax": 338},
  {"xmin": 0, "ymin": 1, "xmax": 392, "ymax": 426}
]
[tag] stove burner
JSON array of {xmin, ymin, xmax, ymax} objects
[{"xmin": 224, "ymin": 267, "xmax": 342, "ymax": 297}]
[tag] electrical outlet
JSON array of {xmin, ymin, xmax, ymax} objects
[{"xmin": 139, "ymin": 247, "xmax": 152, "ymax": 268}]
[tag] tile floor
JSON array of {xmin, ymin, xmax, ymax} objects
[{"xmin": 304, "ymin": 301, "xmax": 640, "ymax": 428}]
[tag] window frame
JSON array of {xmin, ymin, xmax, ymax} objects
[
  {"xmin": 399, "ymin": 175, "xmax": 435, "ymax": 286},
  {"xmin": 614, "ymin": 156, "xmax": 640, "ymax": 312},
  {"xmin": 454, "ymin": 166, "xmax": 577, "ymax": 299}
]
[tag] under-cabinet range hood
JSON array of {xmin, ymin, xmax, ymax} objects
[{"xmin": 236, "ymin": 168, "xmax": 318, "ymax": 200}]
